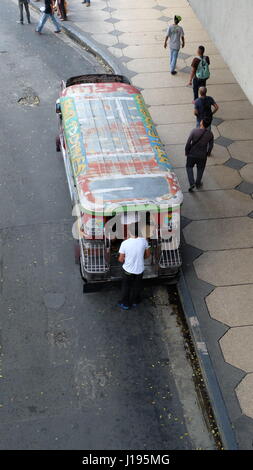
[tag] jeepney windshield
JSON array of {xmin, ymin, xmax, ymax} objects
[{"xmin": 89, "ymin": 176, "xmax": 170, "ymax": 202}]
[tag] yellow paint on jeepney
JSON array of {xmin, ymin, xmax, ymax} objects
[
  {"xmin": 134, "ymin": 94, "xmax": 171, "ymax": 168},
  {"xmin": 60, "ymin": 97, "xmax": 87, "ymax": 178}
]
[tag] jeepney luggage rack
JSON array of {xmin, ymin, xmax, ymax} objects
[
  {"xmin": 81, "ymin": 240, "xmax": 110, "ymax": 274},
  {"xmin": 159, "ymin": 236, "xmax": 182, "ymax": 269}
]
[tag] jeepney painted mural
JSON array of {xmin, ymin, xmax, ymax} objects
[{"xmin": 60, "ymin": 82, "xmax": 183, "ymax": 214}]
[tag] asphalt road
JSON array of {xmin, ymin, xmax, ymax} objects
[{"xmin": 0, "ymin": 0, "xmax": 213, "ymax": 450}]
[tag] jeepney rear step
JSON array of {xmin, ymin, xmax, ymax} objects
[
  {"xmin": 82, "ymin": 242, "xmax": 110, "ymax": 274},
  {"xmin": 159, "ymin": 239, "xmax": 181, "ymax": 268}
]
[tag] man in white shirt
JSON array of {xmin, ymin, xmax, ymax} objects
[
  {"xmin": 164, "ymin": 15, "xmax": 185, "ymax": 75},
  {"xmin": 118, "ymin": 223, "xmax": 150, "ymax": 310}
]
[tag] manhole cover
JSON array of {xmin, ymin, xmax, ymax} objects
[
  {"xmin": 46, "ymin": 329, "xmax": 69, "ymax": 347},
  {"xmin": 18, "ymin": 88, "xmax": 40, "ymax": 106},
  {"xmin": 53, "ymin": 331, "xmax": 67, "ymax": 344}
]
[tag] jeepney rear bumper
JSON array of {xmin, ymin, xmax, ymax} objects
[{"xmin": 81, "ymin": 264, "xmax": 181, "ymax": 284}]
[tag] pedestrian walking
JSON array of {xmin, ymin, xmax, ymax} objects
[
  {"xmin": 164, "ymin": 15, "xmax": 185, "ymax": 75},
  {"xmin": 187, "ymin": 45, "xmax": 210, "ymax": 101},
  {"xmin": 35, "ymin": 0, "xmax": 61, "ymax": 34},
  {"xmin": 185, "ymin": 119, "xmax": 214, "ymax": 192},
  {"xmin": 17, "ymin": 0, "xmax": 31, "ymax": 25},
  {"xmin": 57, "ymin": 0, "xmax": 67, "ymax": 20},
  {"xmin": 118, "ymin": 221, "xmax": 150, "ymax": 310},
  {"xmin": 194, "ymin": 86, "xmax": 219, "ymax": 128},
  {"xmin": 81, "ymin": 0, "xmax": 91, "ymax": 6}
]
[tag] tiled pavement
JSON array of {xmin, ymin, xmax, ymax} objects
[{"xmin": 35, "ymin": 0, "xmax": 253, "ymax": 449}]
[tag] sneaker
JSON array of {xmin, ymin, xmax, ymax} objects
[
  {"xmin": 17, "ymin": 21, "xmax": 24, "ymax": 24},
  {"xmin": 118, "ymin": 303, "xmax": 129, "ymax": 310},
  {"xmin": 171, "ymin": 71, "xmax": 177, "ymax": 75},
  {"xmin": 188, "ymin": 184, "xmax": 195, "ymax": 192},
  {"xmin": 54, "ymin": 30, "xmax": 61, "ymax": 33},
  {"xmin": 196, "ymin": 182, "xmax": 203, "ymax": 189}
]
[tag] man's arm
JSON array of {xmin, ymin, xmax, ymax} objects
[
  {"xmin": 164, "ymin": 33, "xmax": 169, "ymax": 49},
  {"xmin": 212, "ymin": 103, "xmax": 219, "ymax": 115},
  {"xmin": 185, "ymin": 131, "xmax": 194, "ymax": 156},
  {"xmin": 187, "ymin": 66, "xmax": 196, "ymax": 86},
  {"xmin": 194, "ymin": 104, "xmax": 199, "ymax": 117},
  {"xmin": 164, "ymin": 27, "xmax": 170, "ymax": 49},
  {"xmin": 144, "ymin": 248, "xmax": 151, "ymax": 259},
  {"xmin": 118, "ymin": 253, "xmax": 125, "ymax": 263},
  {"xmin": 181, "ymin": 35, "xmax": 185, "ymax": 48}
]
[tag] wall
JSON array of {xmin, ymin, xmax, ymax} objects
[{"xmin": 188, "ymin": 0, "xmax": 253, "ymax": 104}]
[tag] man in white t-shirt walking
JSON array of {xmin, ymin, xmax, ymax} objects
[
  {"xmin": 118, "ymin": 223, "xmax": 150, "ymax": 310},
  {"xmin": 164, "ymin": 15, "xmax": 185, "ymax": 75}
]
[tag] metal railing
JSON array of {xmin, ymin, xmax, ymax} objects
[
  {"xmin": 159, "ymin": 236, "xmax": 182, "ymax": 268},
  {"xmin": 82, "ymin": 241, "xmax": 110, "ymax": 274}
]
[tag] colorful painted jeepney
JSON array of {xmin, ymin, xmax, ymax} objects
[{"xmin": 56, "ymin": 74, "xmax": 183, "ymax": 290}]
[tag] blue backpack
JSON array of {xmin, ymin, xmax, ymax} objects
[{"xmin": 196, "ymin": 56, "xmax": 210, "ymax": 80}]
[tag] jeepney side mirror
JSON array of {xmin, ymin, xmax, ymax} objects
[{"xmin": 56, "ymin": 101, "xmax": 61, "ymax": 114}]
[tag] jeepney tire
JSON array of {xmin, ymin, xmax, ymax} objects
[
  {"xmin": 75, "ymin": 242, "xmax": 80, "ymax": 265},
  {"xmin": 56, "ymin": 135, "xmax": 61, "ymax": 152}
]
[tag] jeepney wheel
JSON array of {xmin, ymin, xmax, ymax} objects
[
  {"xmin": 74, "ymin": 242, "xmax": 80, "ymax": 265},
  {"xmin": 56, "ymin": 135, "xmax": 61, "ymax": 152}
]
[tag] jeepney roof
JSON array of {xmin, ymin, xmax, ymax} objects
[{"xmin": 60, "ymin": 81, "xmax": 183, "ymax": 212}]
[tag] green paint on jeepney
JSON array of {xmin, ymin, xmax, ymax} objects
[
  {"xmin": 60, "ymin": 97, "xmax": 87, "ymax": 181},
  {"xmin": 133, "ymin": 94, "xmax": 171, "ymax": 170},
  {"xmin": 79, "ymin": 203, "xmax": 180, "ymax": 217}
]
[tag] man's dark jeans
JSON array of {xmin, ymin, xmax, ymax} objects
[
  {"xmin": 186, "ymin": 156, "xmax": 207, "ymax": 186},
  {"xmin": 19, "ymin": 0, "xmax": 30, "ymax": 23},
  {"xmin": 193, "ymin": 77, "xmax": 206, "ymax": 100},
  {"xmin": 120, "ymin": 269, "xmax": 143, "ymax": 307}
]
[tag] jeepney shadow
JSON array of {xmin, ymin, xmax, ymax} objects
[{"xmin": 82, "ymin": 276, "xmax": 179, "ymax": 296}]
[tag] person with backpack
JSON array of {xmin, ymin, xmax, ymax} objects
[
  {"xmin": 194, "ymin": 86, "xmax": 219, "ymax": 128},
  {"xmin": 185, "ymin": 118, "xmax": 214, "ymax": 192},
  {"xmin": 164, "ymin": 15, "xmax": 185, "ymax": 75},
  {"xmin": 187, "ymin": 45, "xmax": 210, "ymax": 101}
]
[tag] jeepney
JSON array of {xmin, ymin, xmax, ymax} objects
[{"xmin": 56, "ymin": 74, "xmax": 183, "ymax": 291}]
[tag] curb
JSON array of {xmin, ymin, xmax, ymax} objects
[
  {"xmin": 177, "ymin": 272, "xmax": 238, "ymax": 450},
  {"xmin": 30, "ymin": 1, "xmax": 126, "ymax": 76}
]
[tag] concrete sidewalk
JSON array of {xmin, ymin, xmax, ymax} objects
[{"xmin": 33, "ymin": 0, "xmax": 253, "ymax": 449}]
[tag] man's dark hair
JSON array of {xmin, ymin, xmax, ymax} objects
[
  {"xmin": 128, "ymin": 222, "xmax": 139, "ymax": 237},
  {"xmin": 174, "ymin": 15, "xmax": 180, "ymax": 24},
  {"xmin": 202, "ymin": 118, "xmax": 211, "ymax": 129},
  {"xmin": 198, "ymin": 45, "xmax": 205, "ymax": 55}
]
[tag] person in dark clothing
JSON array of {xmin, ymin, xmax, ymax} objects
[
  {"xmin": 187, "ymin": 45, "xmax": 210, "ymax": 101},
  {"xmin": 185, "ymin": 119, "xmax": 214, "ymax": 191},
  {"xmin": 36, "ymin": 0, "xmax": 61, "ymax": 33},
  {"xmin": 17, "ymin": 0, "xmax": 31, "ymax": 24},
  {"xmin": 58, "ymin": 0, "xmax": 67, "ymax": 20},
  {"xmin": 194, "ymin": 86, "xmax": 219, "ymax": 127}
]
